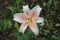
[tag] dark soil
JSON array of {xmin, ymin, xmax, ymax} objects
[{"xmin": 0, "ymin": 27, "xmax": 17, "ymax": 40}]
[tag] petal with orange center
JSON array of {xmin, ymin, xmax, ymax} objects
[
  {"xmin": 34, "ymin": 17, "xmax": 44, "ymax": 25},
  {"xmin": 13, "ymin": 13, "xmax": 26, "ymax": 23},
  {"xmin": 34, "ymin": 17, "xmax": 44, "ymax": 23},
  {"xmin": 19, "ymin": 23, "xmax": 28, "ymax": 33},
  {"xmin": 30, "ymin": 5, "xmax": 42, "ymax": 18},
  {"xmin": 23, "ymin": 5, "xmax": 30, "ymax": 16},
  {"xmin": 29, "ymin": 21, "xmax": 39, "ymax": 35}
]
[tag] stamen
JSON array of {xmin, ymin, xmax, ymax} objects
[{"xmin": 26, "ymin": 16, "xmax": 32, "ymax": 23}]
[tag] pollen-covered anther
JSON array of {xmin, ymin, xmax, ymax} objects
[{"xmin": 26, "ymin": 17, "xmax": 32, "ymax": 23}]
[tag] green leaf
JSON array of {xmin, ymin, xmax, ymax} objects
[
  {"xmin": 7, "ymin": 6, "xmax": 16, "ymax": 14},
  {"xmin": 47, "ymin": 0, "xmax": 52, "ymax": 8},
  {"xmin": 0, "ymin": 19, "xmax": 7, "ymax": 30},
  {"xmin": 11, "ymin": 30, "xmax": 30, "ymax": 40},
  {"xmin": 16, "ymin": 0, "xmax": 21, "ymax": 4},
  {"xmin": 11, "ymin": 30, "xmax": 20, "ymax": 36},
  {"xmin": 0, "ymin": 19, "xmax": 12, "ymax": 31},
  {"xmin": 20, "ymin": 34, "xmax": 29, "ymax": 40},
  {"xmin": 7, "ymin": 20, "xmax": 12, "ymax": 28},
  {"xmin": 14, "ymin": 22, "xmax": 19, "ymax": 30}
]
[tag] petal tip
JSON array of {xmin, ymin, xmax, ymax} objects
[
  {"xmin": 13, "ymin": 18, "xmax": 15, "ymax": 21},
  {"xmin": 36, "ymin": 5, "xmax": 42, "ymax": 11},
  {"xmin": 34, "ymin": 30, "xmax": 39, "ymax": 35},
  {"xmin": 19, "ymin": 28, "xmax": 24, "ymax": 34},
  {"xmin": 23, "ymin": 5, "xmax": 29, "ymax": 8}
]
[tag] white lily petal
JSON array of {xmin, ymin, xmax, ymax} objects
[
  {"xmin": 35, "ymin": 17, "xmax": 44, "ymax": 23},
  {"xmin": 23, "ymin": 5, "xmax": 30, "ymax": 16},
  {"xmin": 13, "ymin": 13, "xmax": 26, "ymax": 23},
  {"xmin": 29, "ymin": 21, "xmax": 39, "ymax": 35},
  {"xmin": 19, "ymin": 23, "xmax": 28, "ymax": 33},
  {"xmin": 30, "ymin": 5, "xmax": 42, "ymax": 18}
]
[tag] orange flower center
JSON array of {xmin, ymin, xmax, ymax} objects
[{"xmin": 26, "ymin": 16, "xmax": 32, "ymax": 23}]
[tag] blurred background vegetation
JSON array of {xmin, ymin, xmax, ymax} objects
[{"xmin": 0, "ymin": 0, "xmax": 60, "ymax": 40}]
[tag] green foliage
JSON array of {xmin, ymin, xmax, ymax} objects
[
  {"xmin": 11, "ymin": 30, "xmax": 30, "ymax": 40},
  {"xmin": 47, "ymin": 0, "xmax": 52, "ymax": 8},
  {"xmin": 7, "ymin": 6, "xmax": 16, "ymax": 14},
  {"xmin": 14, "ymin": 22, "xmax": 19, "ymax": 30},
  {"xmin": 0, "ymin": 18, "xmax": 12, "ymax": 31}
]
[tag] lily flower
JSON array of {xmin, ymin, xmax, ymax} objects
[{"xmin": 13, "ymin": 5, "xmax": 44, "ymax": 35}]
